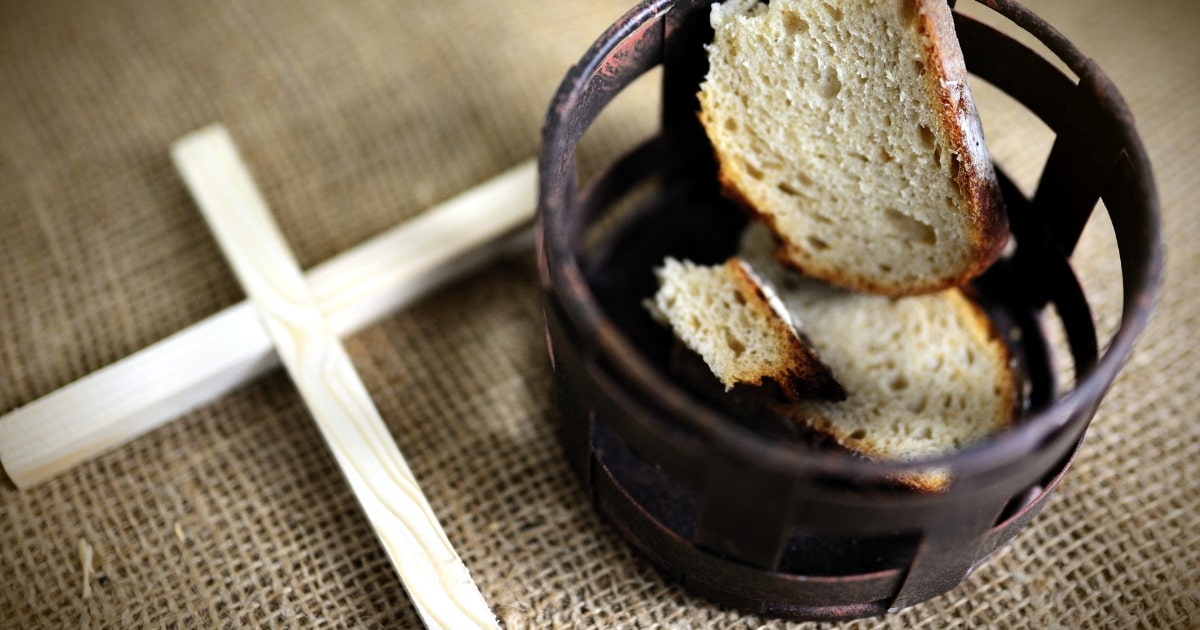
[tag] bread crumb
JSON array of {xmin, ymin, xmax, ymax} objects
[
  {"xmin": 77, "ymin": 537, "xmax": 95, "ymax": 599},
  {"xmin": 174, "ymin": 522, "xmax": 186, "ymax": 542}
]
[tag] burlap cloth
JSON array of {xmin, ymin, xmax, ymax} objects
[{"xmin": 1, "ymin": 0, "xmax": 1196, "ymax": 627}]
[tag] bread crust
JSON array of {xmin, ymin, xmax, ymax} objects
[
  {"xmin": 912, "ymin": 0, "xmax": 1010, "ymax": 286},
  {"xmin": 724, "ymin": 259, "xmax": 846, "ymax": 401}
]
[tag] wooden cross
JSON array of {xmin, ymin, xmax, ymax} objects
[{"xmin": 2, "ymin": 123, "xmax": 534, "ymax": 628}]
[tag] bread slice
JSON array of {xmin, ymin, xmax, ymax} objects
[
  {"xmin": 698, "ymin": 0, "xmax": 1008, "ymax": 296},
  {"xmin": 648, "ymin": 256, "xmax": 844, "ymax": 401},
  {"xmin": 740, "ymin": 224, "xmax": 1017, "ymax": 490}
]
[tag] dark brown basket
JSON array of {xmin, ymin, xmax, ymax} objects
[{"xmin": 535, "ymin": 0, "xmax": 1162, "ymax": 620}]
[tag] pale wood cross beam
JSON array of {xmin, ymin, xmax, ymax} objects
[{"xmin": 0, "ymin": 132, "xmax": 536, "ymax": 490}]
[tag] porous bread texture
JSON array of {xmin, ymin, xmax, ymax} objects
[
  {"xmin": 649, "ymin": 257, "xmax": 843, "ymax": 401},
  {"xmin": 698, "ymin": 0, "xmax": 1008, "ymax": 296},
  {"xmin": 741, "ymin": 224, "xmax": 1017, "ymax": 491}
]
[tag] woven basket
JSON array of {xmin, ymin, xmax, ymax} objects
[{"xmin": 536, "ymin": 0, "xmax": 1162, "ymax": 620}]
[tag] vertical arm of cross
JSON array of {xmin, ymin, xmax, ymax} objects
[{"xmin": 171, "ymin": 124, "xmax": 499, "ymax": 630}]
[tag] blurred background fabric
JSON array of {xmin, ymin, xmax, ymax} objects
[{"xmin": 1, "ymin": 0, "xmax": 1197, "ymax": 627}]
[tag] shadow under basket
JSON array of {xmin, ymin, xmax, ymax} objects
[{"xmin": 536, "ymin": 0, "xmax": 1162, "ymax": 621}]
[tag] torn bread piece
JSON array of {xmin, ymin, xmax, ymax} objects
[
  {"xmin": 741, "ymin": 224, "xmax": 1017, "ymax": 491},
  {"xmin": 648, "ymin": 256, "xmax": 844, "ymax": 402},
  {"xmin": 698, "ymin": 0, "xmax": 1008, "ymax": 296}
]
